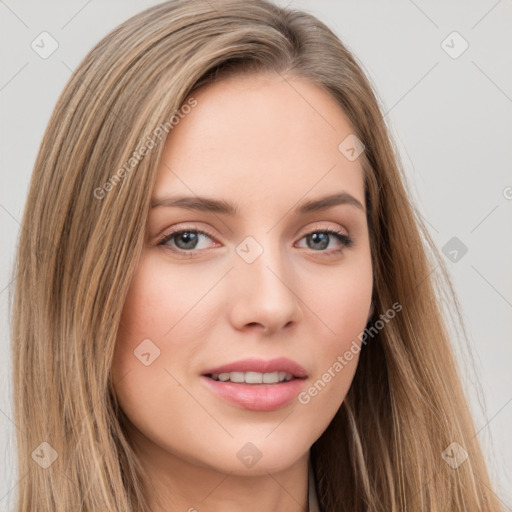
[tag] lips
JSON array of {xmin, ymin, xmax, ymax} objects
[{"xmin": 200, "ymin": 357, "xmax": 308, "ymax": 411}]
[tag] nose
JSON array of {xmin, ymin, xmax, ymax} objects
[{"xmin": 228, "ymin": 242, "xmax": 303, "ymax": 335}]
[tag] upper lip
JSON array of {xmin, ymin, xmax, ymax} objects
[{"xmin": 202, "ymin": 357, "xmax": 308, "ymax": 378}]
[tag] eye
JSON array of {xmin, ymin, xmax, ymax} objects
[
  {"xmin": 296, "ymin": 228, "xmax": 353, "ymax": 254},
  {"xmin": 157, "ymin": 228, "xmax": 217, "ymax": 253},
  {"xmin": 156, "ymin": 226, "xmax": 353, "ymax": 256}
]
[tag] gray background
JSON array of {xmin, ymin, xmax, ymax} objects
[{"xmin": 1, "ymin": 0, "xmax": 511, "ymax": 509}]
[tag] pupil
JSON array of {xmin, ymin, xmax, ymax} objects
[
  {"xmin": 309, "ymin": 232, "xmax": 328, "ymax": 250},
  {"xmin": 177, "ymin": 232, "xmax": 198, "ymax": 249}
]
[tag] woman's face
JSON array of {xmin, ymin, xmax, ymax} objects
[{"xmin": 112, "ymin": 72, "xmax": 373, "ymax": 478}]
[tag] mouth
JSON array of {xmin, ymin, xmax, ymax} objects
[
  {"xmin": 205, "ymin": 371, "xmax": 297, "ymax": 384},
  {"xmin": 199, "ymin": 357, "xmax": 308, "ymax": 411}
]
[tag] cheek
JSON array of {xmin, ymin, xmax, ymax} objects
[
  {"xmin": 111, "ymin": 253, "xmax": 202, "ymax": 398},
  {"xmin": 110, "ymin": 254, "xmax": 208, "ymax": 447},
  {"xmin": 115, "ymin": 250, "xmax": 213, "ymax": 344},
  {"xmin": 327, "ymin": 270, "xmax": 371, "ymax": 324},
  {"xmin": 297, "ymin": 252, "xmax": 372, "ymax": 416},
  {"xmin": 308, "ymin": 247, "xmax": 373, "ymax": 345}
]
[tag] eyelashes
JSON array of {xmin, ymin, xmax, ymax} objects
[
  {"xmin": 157, "ymin": 228, "xmax": 218, "ymax": 253},
  {"xmin": 156, "ymin": 226, "xmax": 354, "ymax": 257}
]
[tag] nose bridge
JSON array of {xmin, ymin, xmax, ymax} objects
[{"xmin": 230, "ymin": 232, "xmax": 302, "ymax": 330}]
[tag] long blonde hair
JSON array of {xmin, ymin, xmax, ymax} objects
[{"xmin": 11, "ymin": 0, "xmax": 502, "ymax": 510}]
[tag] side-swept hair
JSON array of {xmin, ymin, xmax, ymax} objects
[{"xmin": 11, "ymin": 1, "xmax": 501, "ymax": 510}]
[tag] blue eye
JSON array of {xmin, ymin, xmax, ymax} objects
[
  {"xmin": 157, "ymin": 228, "xmax": 353, "ymax": 255},
  {"xmin": 299, "ymin": 229, "xmax": 353, "ymax": 253},
  {"xmin": 157, "ymin": 229, "xmax": 215, "ymax": 252}
]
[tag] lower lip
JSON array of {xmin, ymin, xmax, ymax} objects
[{"xmin": 200, "ymin": 375, "xmax": 306, "ymax": 411}]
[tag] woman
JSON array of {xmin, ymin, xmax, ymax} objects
[{"xmin": 11, "ymin": 0, "xmax": 502, "ymax": 510}]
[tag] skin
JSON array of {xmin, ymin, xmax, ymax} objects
[{"xmin": 111, "ymin": 72, "xmax": 373, "ymax": 512}]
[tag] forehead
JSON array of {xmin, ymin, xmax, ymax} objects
[{"xmin": 153, "ymin": 72, "xmax": 365, "ymax": 213}]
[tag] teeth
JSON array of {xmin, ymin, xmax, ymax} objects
[
  {"xmin": 245, "ymin": 371, "xmax": 262, "ymax": 384},
  {"xmin": 228, "ymin": 372, "xmax": 245, "ymax": 383},
  {"xmin": 210, "ymin": 371, "xmax": 293, "ymax": 384},
  {"xmin": 262, "ymin": 371, "xmax": 278, "ymax": 383}
]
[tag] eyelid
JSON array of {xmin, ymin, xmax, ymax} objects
[
  {"xmin": 155, "ymin": 224, "xmax": 219, "ymax": 246},
  {"xmin": 296, "ymin": 221, "xmax": 349, "ymax": 238}
]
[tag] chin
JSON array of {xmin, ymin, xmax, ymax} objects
[{"xmin": 199, "ymin": 435, "xmax": 310, "ymax": 475}]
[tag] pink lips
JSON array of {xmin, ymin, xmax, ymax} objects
[{"xmin": 200, "ymin": 357, "xmax": 308, "ymax": 412}]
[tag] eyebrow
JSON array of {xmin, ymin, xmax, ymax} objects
[{"xmin": 150, "ymin": 192, "xmax": 365, "ymax": 215}]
